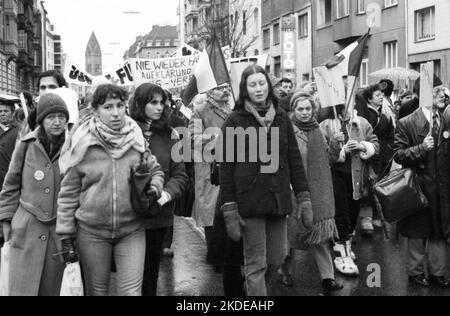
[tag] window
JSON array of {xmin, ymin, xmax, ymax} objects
[
  {"xmin": 384, "ymin": 0, "xmax": 397, "ymax": 8},
  {"xmin": 165, "ymin": 40, "xmax": 171, "ymax": 46},
  {"xmin": 415, "ymin": 6, "xmax": 435, "ymax": 41},
  {"xmin": 357, "ymin": 0, "xmax": 366, "ymax": 14},
  {"xmin": 336, "ymin": 0, "xmax": 350, "ymax": 19},
  {"xmin": 274, "ymin": 56, "xmax": 281, "ymax": 78},
  {"xmin": 254, "ymin": 8, "xmax": 259, "ymax": 31},
  {"xmin": 360, "ymin": 59, "xmax": 369, "ymax": 87},
  {"xmin": 263, "ymin": 29, "xmax": 270, "ymax": 49},
  {"xmin": 317, "ymin": 0, "xmax": 332, "ymax": 26},
  {"xmin": 273, "ymin": 23, "xmax": 280, "ymax": 45},
  {"xmin": 243, "ymin": 10, "xmax": 247, "ymax": 35},
  {"xmin": 384, "ymin": 41, "xmax": 398, "ymax": 68},
  {"xmin": 155, "ymin": 40, "xmax": 161, "ymax": 47},
  {"xmin": 298, "ymin": 13, "xmax": 308, "ymax": 38}
]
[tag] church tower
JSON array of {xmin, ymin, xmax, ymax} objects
[{"xmin": 85, "ymin": 32, "xmax": 102, "ymax": 76}]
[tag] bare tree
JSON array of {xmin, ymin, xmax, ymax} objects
[{"xmin": 188, "ymin": 0, "xmax": 259, "ymax": 57}]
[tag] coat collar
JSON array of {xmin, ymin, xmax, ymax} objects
[
  {"xmin": 411, "ymin": 108, "xmax": 431, "ymax": 138},
  {"xmin": 21, "ymin": 127, "xmax": 62, "ymax": 163}
]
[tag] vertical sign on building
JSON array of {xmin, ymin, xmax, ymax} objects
[{"xmin": 281, "ymin": 16, "xmax": 296, "ymax": 83}]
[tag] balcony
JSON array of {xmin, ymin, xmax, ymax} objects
[{"xmin": 332, "ymin": 14, "xmax": 367, "ymax": 45}]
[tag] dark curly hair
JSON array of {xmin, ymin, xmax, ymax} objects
[
  {"xmin": 362, "ymin": 84, "xmax": 382, "ymax": 103},
  {"xmin": 91, "ymin": 84, "xmax": 128, "ymax": 109},
  {"xmin": 37, "ymin": 70, "xmax": 67, "ymax": 89}
]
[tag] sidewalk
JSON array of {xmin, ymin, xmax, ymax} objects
[{"xmin": 156, "ymin": 216, "xmax": 223, "ymax": 296}]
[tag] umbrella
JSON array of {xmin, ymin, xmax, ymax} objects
[{"xmin": 369, "ymin": 67, "xmax": 420, "ymax": 82}]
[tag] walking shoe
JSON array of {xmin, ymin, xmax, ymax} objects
[
  {"xmin": 277, "ymin": 268, "xmax": 294, "ymax": 287},
  {"xmin": 333, "ymin": 243, "xmax": 359, "ymax": 277},
  {"xmin": 322, "ymin": 279, "xmax": 344, "ymax": 296},
  {"xmin": 361, "ymin": 217, "xmax": 374, "ymax": 237},
  {"xmin": 429, "ymin": 276, "xmax": 450, "ymax": 289},
  {"xmin": 162, "ymin": 248, "xmax": 175, "ymax": 258},
  {"xmin": 408, "ymin": 274, "xmax": 430, "ymax": 287}
]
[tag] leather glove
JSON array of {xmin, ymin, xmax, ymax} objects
[
  {"xmin": 221, "ymin": 203, "xmax": 246, "ymax": 242},
  {"xmin": 61, "ymin": 238, "xmax": 78, "ymax": 264},
  {"xmin": 296, "ymin": 192, "xmax": 314, "ymax": 229}
]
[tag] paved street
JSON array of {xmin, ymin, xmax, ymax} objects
[{"xmin": 161, "ymin": 217, "xmax": 450, "ymax": 296}]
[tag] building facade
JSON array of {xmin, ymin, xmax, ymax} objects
[
  {"xmin": 313, "ymin": 0, "xmax": 407, "ymax": 88},
  {"xmin": 0, "ymin": 0, "xmax": 43, "ymax": 95},
  {"xmin": 262, "ymin": 0, "xmax": 313, "ymax": 85},
  {"xmin": 85, "ymin": 32, "xmax": 102, "ymax": 76},
  {"xmin": 407, "ymin": 0, "xmax": 450, "ymax": 86},
  {"xmin": 124, "ymin": 25, "xmax": 178, "ymax": 60}
]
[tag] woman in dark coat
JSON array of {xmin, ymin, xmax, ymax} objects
[
  {"xmin": 219, "ymin": 65, "xmax": 312, "ymax": 296},
  {"xmin": 0, "ymin": 93, "xmax": 70, "ymax": 296},
  {"xmin": 394, "ymin": 86, "xmax": 450, "ymax": 288},
  {"xmin": 131, "ymin": 83, "xmax": 188, "ymax": 296}
]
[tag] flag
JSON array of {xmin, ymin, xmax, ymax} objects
[
  {"xmin": 182, "ymin": 37, "xmax": 231, "ymax": 106},
  {"xmin": 325, "ymin": 30, "xmax": 370, "ymax": 78},
  {"xmin": 324, "ymin": 30, "xmax": 371, "ymax": 116}
]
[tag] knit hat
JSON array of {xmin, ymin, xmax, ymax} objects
[
  {"xmin": 36, "ymin": 93, "xmax": 70, "ymax": 125},
  {"xmin": 290, "ymin": 90, "xmax": 315, "ymax": 112}
]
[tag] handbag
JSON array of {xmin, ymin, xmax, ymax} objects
[
  {"xmin": 0, "ymin": 242, "xmax": 11, "ymax": 296},
  {"xmin": 60, "ymin": 262, "xmax": 84, "ymax": 296},
  {"xmin": 130, "ymin": 154, "xmax": 160, "ymax": 218},
  {"xmin": 374, "ymin": 162, "xmax": 429, "ymax": 224}
]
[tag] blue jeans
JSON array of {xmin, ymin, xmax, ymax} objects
[{"xmin": 77, "ymin": 228, "xmax": 146, "ymax": 296}]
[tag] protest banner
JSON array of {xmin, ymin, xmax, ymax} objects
[
  {"xmin": 313, "ymin": 66, "xmax": 346, "ymax": 108},
  {"xmin": 63, "ymin": 57, "xmax": 134, "ymax": 86},
  {"xmin": 171, "ymin": 43, "xmax": 201, "ymax": 57},
  {"xmin": 129, "ymin": 55, "xmax": 200, "ymax": 90},
  {"xmin": 420, "ymin": 61, "xmax": 434, "ymax": 120},
  {"xmin": 229, "ymin": 55, "xmax": 269, "ymax": 100}
]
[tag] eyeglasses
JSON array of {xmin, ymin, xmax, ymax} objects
[{"xmin": 214, "ymin": 85, "xmax": 230, "ymax": 92}]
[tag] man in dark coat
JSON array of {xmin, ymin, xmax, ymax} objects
[
  {"xmin": 398, "ymin": 75, "xmax": 443, "ymax": 120},
  {"xmin": 0, "ymin": 101, "xmax": 20, "ymax": 190},
  {"xmin": 394, "ymin": 85, "xmax": 450, "ymax": 288}
]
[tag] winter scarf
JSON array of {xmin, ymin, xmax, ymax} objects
[
  {"xmin": 206, "ymin": 92, "xmax": 232, "ymax": 118},
  {"xmin": 244, "ymin": 100, "xmax": 276, "ymax": 131},
  {"xmin": 38, "ymin": 127, "xmax": 66, "ymax": 161},
  {"xmin": 292, "ymin": 116, "xmax": 339, "ymax": 246},
  {"xmin": 59, "ymin": 114, "xmax": 146, "ymax": 174}
]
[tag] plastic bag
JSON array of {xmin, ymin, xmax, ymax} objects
[
  {"xmin": 0, "ymin": 242, "xmax": 11, "ymax": 296},
  {"xmin": 60, "ymin": 262, "xmax": 84, "ymax": 296}
]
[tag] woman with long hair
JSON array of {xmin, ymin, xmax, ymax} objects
[
  {"xmin": 131, "ymin": 83, "xmax": 188, "ymax": 296},
  {"xmin": 219, "ymin": 65, "xmax": 312, "ymax": 296}
]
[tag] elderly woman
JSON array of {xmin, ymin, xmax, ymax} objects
[
  {"xmin": 0, "ymin": 93, "xmax": 70, "ymax": 296},
  {"xmin": 278, "ymin": 92, "xmax": 342, "ymax": 295},
  {"xmin": 56, "ymin": 84, "xmax": 165, "ymax": 296},
  {"xmin": 220, "ymin": 65, "xmax": 312, "ymax": 296}
]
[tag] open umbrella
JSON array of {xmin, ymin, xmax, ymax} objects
[{"xmin": 369, "ymin": 67, "xmax": 420, "ymax": 82}]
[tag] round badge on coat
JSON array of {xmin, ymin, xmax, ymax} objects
[
  {"xmin": 444, "ymin": 131, "xmax": 450, "ymax": 140},
  {"xmin": 34, "ymin": 170, "xmax": 45, "ymax": 181}
]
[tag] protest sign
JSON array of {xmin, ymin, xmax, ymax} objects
[
  {"xmin": 64, "ymin": 57, "xmax": 134, "ymax": 86},
  {"xmin": 129, "ymin": 55, "xmax": 200, "ymax": 89},
  {"xmin": 420, "ymin": 61, "xmax": 434, "ymax": 118},
  {"xmin": 313, "ymin": 66, "xmax": 346, "ymax": 108}
]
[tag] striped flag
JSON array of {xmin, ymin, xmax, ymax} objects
[
  {"xmin": 324, "ymin": 30, "xmax": 371, "ymax": 117},
  {"xmin": 182, "ymin": 37, "xmax": 231, "ymax": 106}
]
